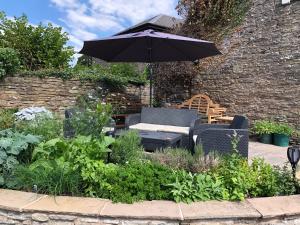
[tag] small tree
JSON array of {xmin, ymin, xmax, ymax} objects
[{"xmin": 0, "ymin": 12, "xmax": 74, "ymax": 70}]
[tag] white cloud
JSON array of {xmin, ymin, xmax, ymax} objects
[{"xmin": 50, "ymin": 0, "xmax": 178, "ymax": 43}]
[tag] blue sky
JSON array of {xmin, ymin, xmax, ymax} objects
[{"xmin": 1, "ymin": 0, "xmax": 179, "ymax": 54}]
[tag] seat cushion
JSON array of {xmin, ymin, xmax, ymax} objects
[
  {"xmin": 193, "ymin": 135, "xmax": 198, "ymax": 144},
  {"xmin": 129, "ymin": 123, "xmax": 190, "ymax": 135}
]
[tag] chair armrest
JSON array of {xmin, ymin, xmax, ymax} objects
[
  {"xmin": 125, "ymin": 113, "xmax": 141, "ymax": 128},
  {"xmin": 193, "ymin": 124, "xmax": 230, "ymax": 136}
]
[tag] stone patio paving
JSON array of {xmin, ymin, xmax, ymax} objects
[
  {"xmin": 249, "ymin": 141, "xmax": 300, "ymax": 179},
  {"xmin": 248, "ymin": 141, "xmax": 288, "ymax": 167}
]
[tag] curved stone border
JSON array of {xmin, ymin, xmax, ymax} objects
[{"xmin": 0, "ymin": 189, "xmax": 300, "ymax": 225}]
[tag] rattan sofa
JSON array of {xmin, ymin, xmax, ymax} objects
[{"xmin": 125, "ymin": 107, "xmax": 201, "ymax": 150}]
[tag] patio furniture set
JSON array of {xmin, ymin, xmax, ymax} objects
[{"xmin": 123, "ymin": 107, "xmax": 249, "ymax": 157}]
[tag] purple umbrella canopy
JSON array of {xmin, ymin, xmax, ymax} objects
[{"xmin": 79, "ymin": 29, "xmax": 221, "ymax": 63}]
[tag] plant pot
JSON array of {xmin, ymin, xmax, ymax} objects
[
  {"xmin": 273, "ymin": 134, "xmax": 290, "ymax": 147},
  {"xmin": 259, "ymin": 134, "xmax": 273, "ymax": 144}
]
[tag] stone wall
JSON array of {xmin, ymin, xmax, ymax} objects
[
  {"xmin": 0, "ymin": 76, "xmax": 149, "ymax": 114},
  {"xmin": 1, "ymin": 189, "xmax": 300, "ymax": 225},
  {"xmin": 158, "ymin": 0, "xmax": 300, "ymax": 126}
]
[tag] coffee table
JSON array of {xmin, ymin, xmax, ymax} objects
[{"xmin": 116, "ymin": 130, "xmax": 183, "ymax": 151}]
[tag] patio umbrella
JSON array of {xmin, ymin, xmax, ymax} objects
[{"xmin": 79, "ymin": 29, "xmax": 221, "ymax": 105}]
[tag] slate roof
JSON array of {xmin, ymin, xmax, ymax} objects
[{"xmin": 115, "ymin": 14, "xmax": 183, "ymax": 35}]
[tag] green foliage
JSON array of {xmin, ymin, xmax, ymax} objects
[
  {"xmin": 74, "ymin": 63, "xmax": 147, "ymax": 87},
  {"xmin": 252, "ymin": 120, "xmax": 275, "ymax": 135},
  {"xmin": 273, "ymin": 123, "xmax": 294, "ymax": 136},
  {"xmin": 0, "ymin": 47, "xmax": 20, "ymax": 79},
  {"xmin": 82, "ymin": 161, "xmax": 176, "ymax": 203},
  {"xmin": 0, "ymin": 129, "xmax": 40, "ymax": 186},
  {"xmin": 177, "ymin": 0, "xmax": 250, "ymax": 31},
  {"xmin": 0, "ymin": 12, "xmax": 74, "ymax": 70},
  {"xmin": 0, "ymin": 109, "xmax": 17, "ymax": 130},
  {"xmin": 248, "ymin": 158, "xmax": 278, "ymax": 197},
  {"xmin": 273, "ymin": 164, "xmax": 297, "ymax": 195},
  {"xmin": 32, "ymin": 135, "xmax": 114, "ymax": 163},
  {"xmin": 168, "ymin": 170, "xmax": 228, "ymax": 203},
  {"xmin": 70, "ymin": 103, "xmax": 113, "ymax": 138},
  {"xmin": 15, "ymin": 114, "xmax": 63, "ymax": 141},
  {"xmin": 19, "ymin": 68, "xmax": 73, "ymax": 80},
  {"xmin": 10, "ymin": 160, "xmax": 82, "ymax": 196},
  {"xmin": 148, "ymin": 146, "xmax": 218, "ymax": 173},
  {"xmin": 110, "ymin": 130, "xmax": 143, "ymax": 165}
]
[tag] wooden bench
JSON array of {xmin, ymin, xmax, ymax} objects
[{"xmin": 176, "ymin": 94, "xmax": 227, "ymax": 124}]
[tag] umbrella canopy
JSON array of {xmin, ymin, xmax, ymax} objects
[
  {"xmin": 79, "ymin": 29, "xmax": 221, "ymax": 62},
  {"xmin": 79, "ymin": 29, "xmax": 221, "ymax": 106}
]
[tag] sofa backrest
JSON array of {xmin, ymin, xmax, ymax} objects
[
  {"xmin": 140, "ymin": 107, "xmax": 198, "ymax": 127},
  {"xmin": 229, "ymin": 115, "xmax": 248, "ymax": 129}
]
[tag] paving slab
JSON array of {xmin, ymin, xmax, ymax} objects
[
  {"xmin": 179, "ymin": 200, "xmax": 261, "ymax": 220},
  {"xmin": 247, "ymin": 195, "xmax": 300, "ymax": 218},
  {"xmin": 100, "ymin": 200, "xmax": 182, "ymax": 220},
  {"xmin": 0, "ymin": 189, "xmax": 45, "ymax": 211},
  {"xmin": 249, "ymin": 141, "xmax": 288, "ymax": 166},
  {"xmin": 23, "ymin": 195, "xmax": 109, "ymax": 216}
]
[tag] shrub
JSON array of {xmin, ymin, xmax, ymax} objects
[
  {"xmin": 110, "ymin": 130, "xmax": 143, "ymax": 165},
  {"xmin": 0, "ymin": 47, "xmax": 20, "ymax": 79},
  {"xmin": 16, "ymin": 114, "xmax": 63, "ymax": 141},
  {"xmin": 148, "ymin": 146, "xmax": 218, "ymax": 173},
  {"xmin": 273, "ymin": 123, "xmax": 294, "ymax": 136},
  {"xmin": 82, "ymin": 161, "xmax": 176, "ymax": 203},
  {"xmin": 273, "ymin": 164, "xmax": 298, "ymax": 196},
  {"xmin": 0, "ymin": 12, "xmax": 74, "ymax": 70},
  {"xmin": 252, "ymin": 120, "xmax": 275, "ymax": 135},
  {"xmin": 0, "ymin": 108, "xmax": 17, "ymax": 130},
  {"xmin": 168, "ymin": 170, "xmax": 228, "ymax": 203},
  {"xmin": 70, "ymin": 103, "xmax": 113, "ymax": 138},
  {"xmin": 0, "ymin": 129, "xmax": 41, "ymax": 186}
]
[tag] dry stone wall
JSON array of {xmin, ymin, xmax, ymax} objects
[{"xmin": 0, "ymin": 76, "xmax": 149, "ymax": 114}]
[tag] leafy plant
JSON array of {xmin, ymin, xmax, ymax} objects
[
  {"xmin": 0, "ymin": 108, "xmax": 17, "ymax": 130},
  {"xmin": 82, "ymin": 161, "xmax": 176, "ymax": 203},
  {"xmin": 273, "ymin": 164, "xmax": 298, "ymax": 196},
  {"xmin": 252, "ymin": 120, "xmax": 275, "ymax": 135},
  {"xmin": 16, "ymin": 114, "xmax": 63, "ymax": 141},
  {"xmin": 70, "ymin": 103, "xmax": 113, "ymax": 138},
  {"xmin": 0, "ymin": 47, "xmax": 20, "ymax": 79},
  {"xmin": 168, "ymin": 170, "xmax": 228, "ymax": 203},
  {"xmin": 110, "ymin": 130, "xmax": 143, "ymax": 165},
  {"xmin": 273, "ymin": 123, "xmax": 294, "ymax": 136},
  {"xmin": 0, "ymin": 129, "xmax": 40, "ymax": 186}
]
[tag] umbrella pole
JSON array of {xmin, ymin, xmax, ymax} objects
[{"xmin": 149, "ymin": 64, "xmax": 153, "ymax": 107}]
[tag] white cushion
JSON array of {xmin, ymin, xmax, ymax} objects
[
  {"xmin": 193, "ymin": 135, "xmax": 198, "ymax": 144},
  {"xmin": 129, "ymin": 123, "xmax": 190, "ymax": 135}
]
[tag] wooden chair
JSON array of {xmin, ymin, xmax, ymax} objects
[{"xmin": 177, "ymin": 94, "xmax": 227, "ymax": 123}]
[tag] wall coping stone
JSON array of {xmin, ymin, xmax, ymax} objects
[{"xmin": 1, "ymin": 189, "xmax": 300, "ymax": 222}]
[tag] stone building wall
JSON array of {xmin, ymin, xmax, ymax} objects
[
  {"xmin": 192, "ymin": 0, "xmax": 300, "ymax": 126},
  {"xmin": 0, "ymin": 76, "xmax": 149, "ymax": 114}
]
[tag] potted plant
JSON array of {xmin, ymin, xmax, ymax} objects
[
  {"xmin": 273, "ymin": 123, "xmax": 294, "ymax": 147},
  {"xmin": 252, "ymin": 120, "xmax": 275, "ymax": 144}
]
